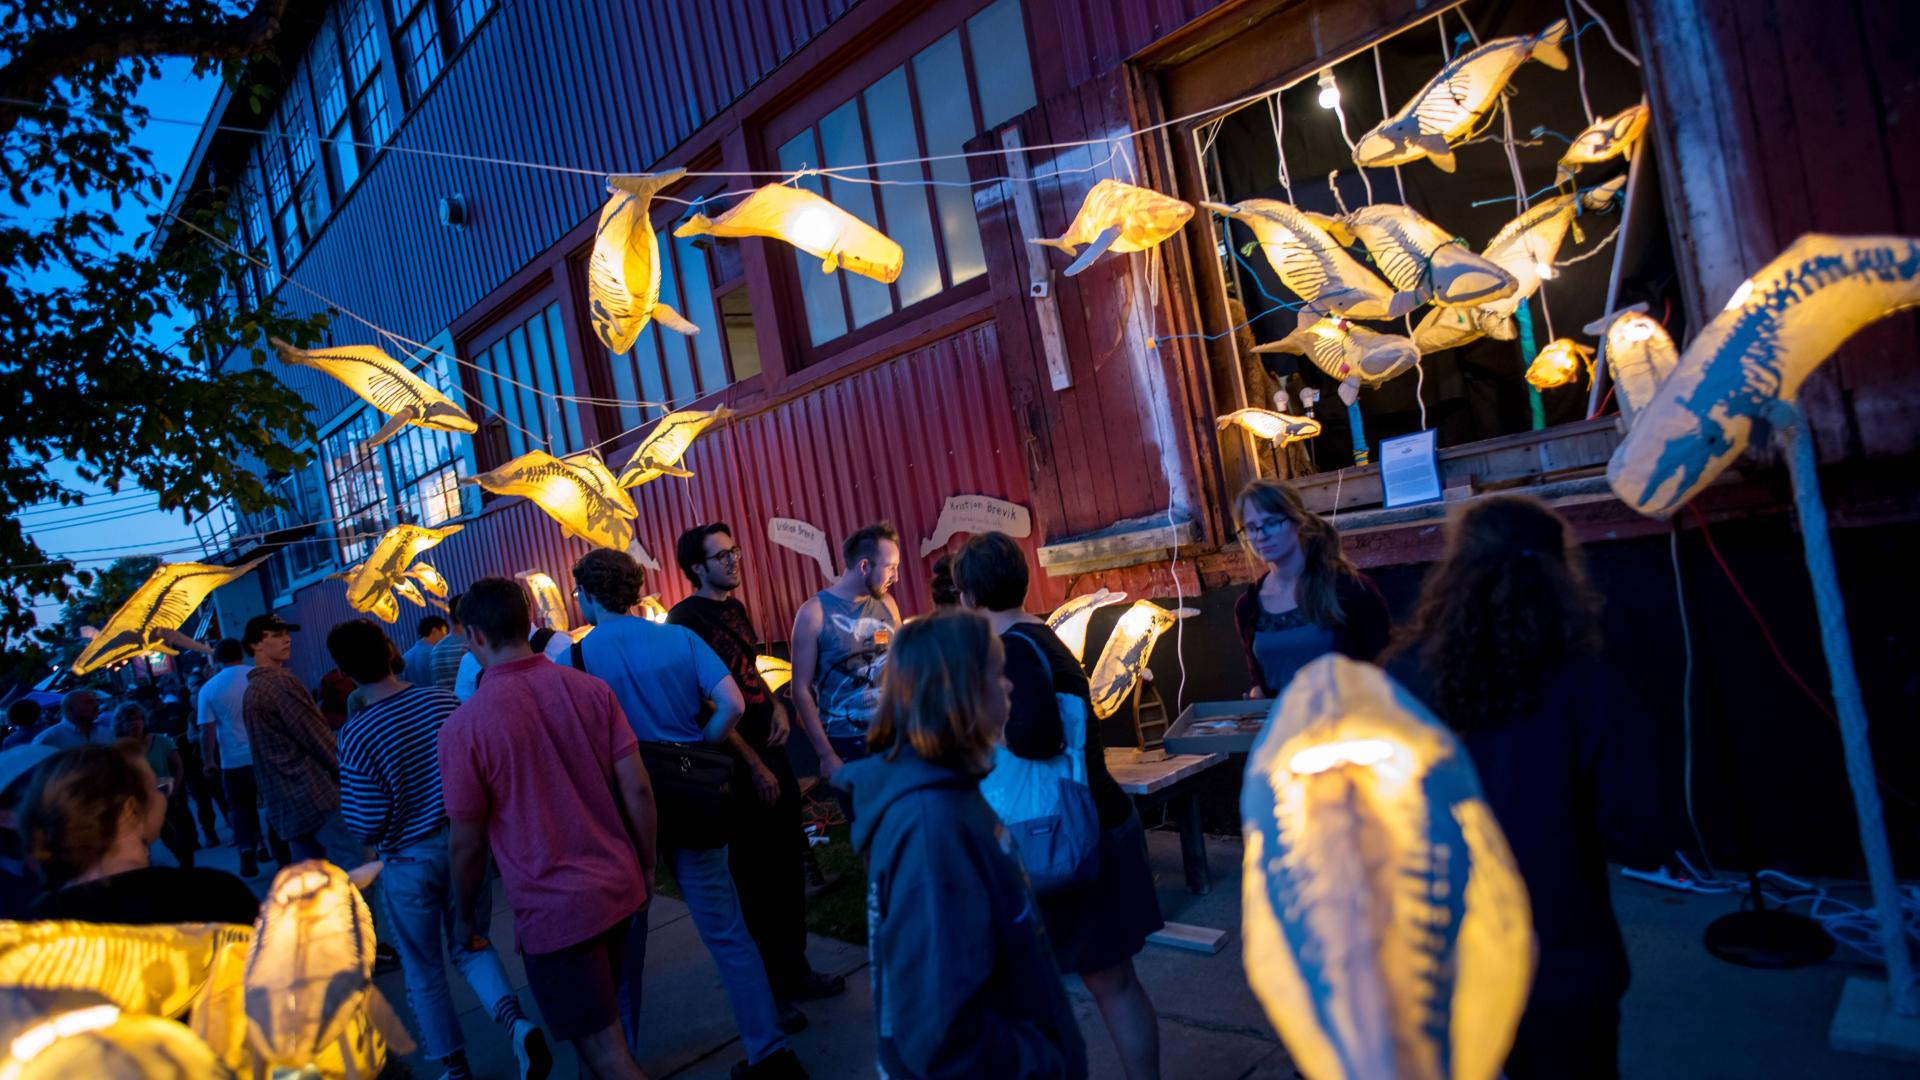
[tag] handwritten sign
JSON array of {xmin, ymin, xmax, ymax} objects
[
  {"xmin": 918, "ymin": 494, "xmax": 1033, "ymax": 557},
  {"xmin": 769, "ymin": 517, "xmax": 835, "ymax": 581}
]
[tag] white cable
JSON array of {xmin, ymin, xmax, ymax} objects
[
  {"xmin": 1672, "ymin": 525, "xmax": 1717, "ymax": 876},
  {"xmin": 1565, "ymin": 0, "xmax": 1595, "ymax": 124},
  {"xmin": 1373, "ymin": 46, "xmax": 1407, "ymax": 204},
  {"xmin": 1573, "ymin": 0, "xmax": 1642, "ymax": 67}
]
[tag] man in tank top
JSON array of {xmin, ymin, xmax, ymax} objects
[{"xmin": 789, "ymin": 522, "xmax": 902, "ymax": 781}]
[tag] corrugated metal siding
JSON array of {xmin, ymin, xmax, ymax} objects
[
  {"xmin": 1038, "ymin": 0, "xmax": 1234, "ymax": 88},
  {"xmin": 266, "ymin": 0, "xmax": 854, "ymax": 362}
]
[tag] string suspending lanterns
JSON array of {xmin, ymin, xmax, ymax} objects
[
  {"xmin": 674, "ymin": 184, "xmax": 903, "ymax": 284},
  {"xmin": 1242, "ymin": 655, "xmax": 1532, "ymax": 1080},
  {"xmin": 271, "ymin": 339, "xmax": 477, "ymax": 452},
  {"xmin": 70, "ymin": 558, "xmax": 266, "ymax": 675},
  {"xmin": 1029, "ymin": 179, "xmax": 1195, "ymax": 276},
  {"xmin": 589, "ymin": 170, "xmax": 701, "ymax": 354}
]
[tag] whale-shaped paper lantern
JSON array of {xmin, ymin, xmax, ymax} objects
[
  {"xmin": 516, "ymin": 570, "xmax": 570, "ymax": 633},
  {"xmin": 71, "ymin": 558, "xmax": 266, "ymax": 675},
  {"xmin": 1030, "ymin": 179, "xmax": 1195, "ymax": 275},
  {"xmin": 1243, "ymin": 655, "xmax": 1533, "ymax": 1080},
  {"xmin": 1335, "ymin": 205, "xmax": 1518, "ymax": 308},
  {"xmin": 1353, "ymin": 20, "xmax": 1570, "ymax": 172},
  {"xmin": 1088, "ymin": 601, "xmax": 1195, "ymax": 720},
  {"xmin": 755, "ymin": 654, "xmax": 794, "ymax": 694},
  {"xmin": 589, "ymin": 170, "xmax": 701, "ymax": 353},
  {"xmin": 615, "ymin": 407, "xmax": 732, "ymax": 489},
  {"xmin": 342, "ymin": 525, "xmax": 462, "ymax": 624},
  {"xmin": 1584, "ymin": 304, "xmax": 1678, "ymax": 429},
  {"xmin": 462, "ymin": 450, "xmax": 638, "ymax": 551},
  {"xmin": 1217, "ymin": 408, "xmax": 1324, "ymax": 447},
  {"xmin": 675, "ymin": 184, "xmax": 903, "ymax": 284},
  {"xmin": 271, "ymin": 339, "xmax": 477, "ymax": 451},
  {"xmin": 1608, "ymin": 234, "xmax": 1920, "ymax": 516},
  {"xmin": 1203, "ymin": 199, "xmax": 1421, "ymax": 320},
  {"xmin": 1045, "ymin": 588, "xmax": 1130, "ymax": 665}
]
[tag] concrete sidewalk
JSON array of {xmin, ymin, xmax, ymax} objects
[{"xmin": 186, "ymin": 827, "xmax": 1915, "ymax": 1078}]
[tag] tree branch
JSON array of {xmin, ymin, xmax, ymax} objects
[{"xmin": 0, "ymin": 0, "xmax": 291, "ymax": 137}]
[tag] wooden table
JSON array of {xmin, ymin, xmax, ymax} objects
[{"xmin": 1106, "ymin": 749, "xmax": 1230, "ymax": 895}]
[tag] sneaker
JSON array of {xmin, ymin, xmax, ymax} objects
[
  {"xmin": 730, "ymin": 1047, "xmax": 808, "ymax": 1079},
  {"xmin": 776, "ymin": 1000, "xmax": 809, "ymax": 1035},
  {"xmin": 511, "ymin": 1019, "xmax": 552, "ymax": 1080},
  {"xmin": 374, "ymin": 943, "xmax": 401, "ymax": 975},
  {"xmin": 780, "ymin": 969, "xmax": 846, "ymax": 1001},
  {"xmin": 239, "ymin": 851, "xmax": 259, "ymax": 878}
]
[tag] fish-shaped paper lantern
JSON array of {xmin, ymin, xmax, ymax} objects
[
  {"xmin": 589, "ymin": 170, "xmax": 701, "ymax": 354},
  {"xmin": 1045, "ymin": 588, "xmax": 1130, "ymax": 665},
  {"xmin": 675, "ymin": 184, "xmax": 903, "ymax": 284},
  {"xmin": 615, "ymin": 407, "xmax": 733, "ymax": 489},
  {"xmin": 1243, "ymin": 655, "xmax": 1533, "ymax": 1080},
  {"xmin": 391, "ymin": 579, "xmax": 426, "ymax": 607},
  {"xmin": 271, "ymin": 339, "xmax": 477, "ymax": 451},
  {"xmin": 1584, "ymin": 305, "xmax": 1678, "ymax": 429},
  {"xmin": 1609, "ymin": 234, "xmax": 1920, "ymax": 516},
  {"xmin": 756, "ymin": 654, "xmax": 793, "ymax": 694},
  {"xmin": 343, "ymin": 524, "xmax": 462, "ymax": 625},
  {"xmin": 243, "ymin": 861, "xmax": 411, "ymax": 1075},
  {"xmin": 405, "ymin": 561, "xmax": 449, "ymax": 599},
  {"xmin": 1255, "ymin": 313, "xmax": 1422, "ymax": 405},
  {"xmin": 0, "ymin": 1004, "xmax": 236, "ymax": 1079},
  {"xmin": 1030, "ymin": 179, "xmax": 1195, "ymax": 275},
  {"xmin": 1089, "ymin": 601, "xmax": 1195, "ymax": 720},
  {"xmin": 516, "ymin": 570, "xmax": 570, "ymax": 633},
  {"xmin": 1412, "ymin": 177, "xmax": 1626, "ymax": 353},
  {"xmin": 0, "ymin": 920, "xmax": 252, "ymax": 1019},
  {"xmin": 1217, "ymin": 408, "xmax": 1324, "ymax": 447},
  {"xmin": 1202, "ymin": 199, "xmax": 1421, "ymax": 319},
  {"xmin": 1557, "ymin": 102, "xmax": 1650, "ymax": 184},
  {"xmin": 1353, "ymin": 19, "xmax": 1571, "ymax": 173},
  {"xmin": 1524, "ymin": 338, "xmax": 1595, "ymax": 390},
  {"xmin": 71, "ymin": 558, "xmax": 266, "ymax": 676},
  {"xmin": 462, "ymin": 450, "xmax": 639, "ymax": 551},
  {"xmin": 638, "ymin": 596, "xmax": 670, "ymax": 624},
  {"xmin": 1337, "ymin": 205, "xmax": 1518, "ymax": 308}
]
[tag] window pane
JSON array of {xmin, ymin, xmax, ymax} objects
[
  {"xmin": 329, "ymin": 119, "xmax": 360, "ymax": 191},
  {"xmin": 398, "ymin": 5, "xmax": 444, "ymax": 103},
  {"xmin": 357, "ymin": 77, "xmax": 392, "ymax": 147},
  {"xmin": 609, "ymin": 348, "xmax": 645, "ymax": 435},
  {"xmin": 777, "ymin": 130, "xmax": 847, "ymax": 345},
  {"xmin": 914, "ymin": 33, "xmax": 988, "ymax": 285},
  {"xmin": 675, "ymin": 237, "xmax": 725, "ymax": 393},
  {"xmin": 818, "ymin": 99, "xmax": 891, "ymax": 329},
  {"xmin": 343, "ymin": 0, "xmax": 382, "ymax": 85},
  {"xmin": 528, "ymin": 304, "xmax": 577, "ymax": 449},
  {"xmin": 296, "ymin": 172, "xmax": 328, "ymax": 239},
  {"xmin": 282, "ymin": 73, "xmax": 318, "ymax": 180},
  {"xmin": 863, "ymin": 66, "xmax": 942, "ymax": 306},
  {"xmin": 311, "ymin": 22, "xmax": 347, "ymax": 130},
  {"xmin": 656, "ymin": 244, "xmax": 697, "ymax": 405},
  {"xmin": 719, "ymin": 286, "xmax": 761, "ymax": 381},
  {"xmin": 968, "ymin": 0, "xmax": 1036, "ymax": 129},
  {"xmin": 323, "ymin": 411, "xmax": 389, "ymax": 564},
  {"xmin": 507, "ymin": 326, "xmax": 543, "ymax": 448},
  {"xmin": 451, "ymin": 0, "xmax": 495, "ymax": 40},
  {"xmin": 636, "ymin": 338, "xmax": 666, "ymax": 423}
]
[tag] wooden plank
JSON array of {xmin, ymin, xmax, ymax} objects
[
  {"xmin": 1104, "ymin": 749, "xmax": 1228, "ymax": 794},
  {"xmin": 1148, "ymin": 922, "xmax": 1230, "ymax": 955},
  {"xmin": 1000, "ymin": 127, "xmax": 1073, "ymax": 391}
]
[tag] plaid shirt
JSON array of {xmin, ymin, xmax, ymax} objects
[{"xmin": 242, "ymin": 666, "xmax": 339, "ymax": 838}]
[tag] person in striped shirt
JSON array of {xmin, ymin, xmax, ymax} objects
[{"xmin": 327, "ymin": 618, "xmax": 552, "ymax": 1080}]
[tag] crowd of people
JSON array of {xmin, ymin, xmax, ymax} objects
[{"xmin": 0, "ymin": 480, "xmax": 1656, "ymax": 1079}]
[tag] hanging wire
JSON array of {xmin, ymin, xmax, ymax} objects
[
  {"xmin": 1573, "ymin": 0, "xmax": 1642, "ymax": 66},
  {"xmin": 1264, "ymin": 94, "xmax": 1294, "ymax": 203},
  {"xmin": 1565, "ymin": 0, "xmax": 1596, "ymax": 124},
  {"xmin": 1372, "ymin": 46, "xmax": 1407, "ymax": 204}
]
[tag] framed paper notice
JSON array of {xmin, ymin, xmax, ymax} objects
[{"xmin": 1379, "ymin": 429, "xmax": 1442, "ymax": 508}]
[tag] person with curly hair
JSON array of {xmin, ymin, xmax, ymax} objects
[
  {"xmin": 1231, "ymin": 479, "xmax": 1391, "ymax": 698},
  {"xmin": 1385, "ymin": 495, "xmax": 1662, "ymax": 1080}
]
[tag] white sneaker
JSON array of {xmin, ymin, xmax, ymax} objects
[{"xmin": 512, "ymin": 1019, "xmax": 552, "ymax": 1080}]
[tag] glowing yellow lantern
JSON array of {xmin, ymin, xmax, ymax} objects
[
  {"xmin": 1337, "ymin": 205, "xmax": 1518, "ymax": 308},
  {"xmin": 1045, "ymin": 588, "xmax": 1129, "ymax": 664},
  {"xmin": 0, "ymin": 921, "xmax": 251, "ymax": 1019},
  {"xmin": 589, "ymin": 170, "xmax": 701, "ymax": 354},
  {"xmin": 615, "ymin": 407, "xmax": 733, "ymax": 489},
  {"xmin": 343, "ymin": 524, "xmax": 463, "ymax": 625},
  {"xmin": 755, "ymin": 654, "xmax": 793, "ymax": 694},
  {"xmin": 1584, "ymin": 305, "xmax": 1677, "ymax": 429},
  {"xmin": 1243, "ymin": 655, "xmax": 1533, "ymax": 1080},
  {"xmin": 638, "ymin": 596, "xmax": 669, "ymax": 624},
  {"xmin": 1030, "ymin": 179, "xmax": 1195, "ymax": 275},
  {"xmin": 1217, "ymin": 408, "xmax": 1323, "ymax": 448},
  {"xmin": 405, "ymin": 561, "xmax": 449, "ymax": 599},
  {"xmin": 1557, "ymin": 102, "xmax": 1650, "ymax": 184},
  {"xmin": 516, "ymin": 571, "xmax": 569, "ymax": 633},
  {"xmin": 1254, "ymin": 314, "xmax": 1421, "ymax": 405},
  {"xmin": 1611, "ymin": 234, "xmax": 1920, "ymax": 515},
  {"xmin": 1202, "ymin": 200, "xmax": 1419, "ymax": 320},
  {"xmin": 1354, "ymin": 19, "xmax": 1569, "ymax": 172},
  {"xmin": 0, "ymin": 1004, "xmax": 235, "ymax": 1079},
  {"xmin": 271, "ymin": 339, "xmax": 477, "ymax": 451},
  {"xmin": 70, "ymin": 557, "xmax": 266, "ymax": 676},
  {"xmin": 675, "ymin": 184, "xmax": 903, "ymax": 284},
  {"xmin": 1523, "ymin": 337, "xmax": 1595, "ymax": 390},
  {"xmin": 462, "ymin": 450, "xmax": 638, "ymax": 551},
  {"xmin": 1088, "ymin": 601, "xmax": 1193, "ymax": 720}
]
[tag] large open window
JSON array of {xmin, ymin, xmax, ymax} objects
[
  {"xmin": 466, "ymin": 296, "xmax": 581, "ymax": 463},
  {"xmin": 768, "ymin": 0, "xmax": 1035, "ymax": 359},
  {"xmin": 1191, "ymin": 0, "xmax": 1682, "ymax": 482},
  {"xmin": 320, "ymin": 411, "xmax": 392, "ymax": 565}
]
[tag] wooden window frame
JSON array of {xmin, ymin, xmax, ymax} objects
[{"xmin": 459, "ymin": 285, "xmax": 583, "ymax": 469}]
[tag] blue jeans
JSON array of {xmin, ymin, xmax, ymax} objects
[
  {"xmin": 620, "ymin": 845, "xmax": 787, "ymax": 1063},
  {"xmin": 380, "ymin": 828, "xmax": 518, "ymax": 1059}
]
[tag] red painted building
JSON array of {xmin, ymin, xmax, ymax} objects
[{"xmin": 177, "ymin": 0, "xmax": 1919, "ymax": 870}]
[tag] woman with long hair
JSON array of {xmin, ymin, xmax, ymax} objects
[
  {"xmin": 1232, "ymin": 478, "xmax": 1391, "ymax": 698},
  {"xmin": 1386, "ymin": 495, "xmax": 1660, "ymax": 1079},
  {"xmin": 838, "ymin": 611, "xmax": 1087, "ymax": 1080},
  {"xmin": 109, "ymin": 702, "xmax": 195, "ymax": 870},
  {"xmin": 23, "ymin": 742, "xmax": 259, "ymax": 924},
  {"xmin": 952, "ymin": 531, "xmax": 1162, "ymax": 1079}
]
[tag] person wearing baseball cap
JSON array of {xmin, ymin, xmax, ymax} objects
[{"xmin": 238, "ymin": 614, "xmax": 349, "ymax": 863}]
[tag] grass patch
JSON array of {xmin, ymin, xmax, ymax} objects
[{"xmin": 803, "ymin": 822, "xmax": 867, "ymax": 947}]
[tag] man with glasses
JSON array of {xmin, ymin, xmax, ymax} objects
[{"xmin": 670, "ymin": 523, "xmax": 846, "ymax": 1032}]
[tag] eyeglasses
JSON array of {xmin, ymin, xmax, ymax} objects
[
  {"xmin": 1243, "ymin": 518, "xmax": 1294, "ymax": 539},
  {"xmin": 706, "ymin": 546, "xmax": 744, "ymax": 564}
]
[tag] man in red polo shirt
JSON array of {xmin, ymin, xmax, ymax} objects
[{"xmin": 439, "ymin": 578, "xmax": 657, "ymax": 1078}]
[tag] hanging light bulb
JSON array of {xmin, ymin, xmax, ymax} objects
[
  {"xmin": 1534, "ymin": 260, "xmax": 1557, "ymax": 281},
  {"xmin": 1315, "ymin": 69, "xmax": 1340, "ymax": 110}
]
